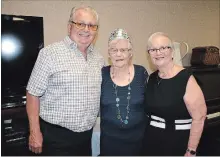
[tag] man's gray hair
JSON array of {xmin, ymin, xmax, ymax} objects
[
  {"xmin": 69, "ymin": 6, "xmax": 99, "ymax": 24},
  {"xmin": 147, "ymin": 32, "xmax": 173, "ymax": 49}
]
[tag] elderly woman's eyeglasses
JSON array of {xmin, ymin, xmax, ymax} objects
[
  {"xmin": 70, "ymin": 21, "xmax": 98, "ymax": 31},
  {"xmin": 109, "ymin": 48, "xmax": 132, "ymax": 55},
  {"xmin": 147, "ymin": 46, "xmax": 171, "ymax": 54}
]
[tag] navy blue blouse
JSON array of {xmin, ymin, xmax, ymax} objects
[{"xmin": 100, "ymin": 64, "xmax": 148, "ymax": 156}]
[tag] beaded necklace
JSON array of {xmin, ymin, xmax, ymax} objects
[{"xmin": 112, "ymin": 69, "xmax": 131, "ymax": 125}]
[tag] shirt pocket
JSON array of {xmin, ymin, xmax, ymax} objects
[
  {"xmin": 50, "ymin": 68, "xmax": 73, "ymax": 86},
  {"xmin": 89, "ymin": 65, "xmax": 102, "ymax": 89}
]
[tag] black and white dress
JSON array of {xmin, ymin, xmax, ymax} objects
[{"xmin": 142, "ymin": 69, "xmax": 193, "ymax": 156}]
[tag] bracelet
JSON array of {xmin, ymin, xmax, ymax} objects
[{"xmin": 187, "ymin": 148, "xmax": 196, "ymax": 155}]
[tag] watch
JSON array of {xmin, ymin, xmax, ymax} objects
[{"xmin": 187, "ymin": 148, "xmax": 196, "ymax": 155}]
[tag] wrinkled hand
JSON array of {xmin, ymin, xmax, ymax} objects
[{"xmin": 29, "ymin": 131, "xmax": 43, "ymax": 154}]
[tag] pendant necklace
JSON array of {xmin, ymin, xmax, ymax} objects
[
  {"xmin": 157, "ymin": 64, "xmax": 175, "ymax": 86},
  {"xmin": 157, "ymin": 75, "xmax": 163, "ymax": 85}
]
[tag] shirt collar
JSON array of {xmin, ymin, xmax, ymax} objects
[{"xmin": 64, "ymin": 36, "xmax": 94, "ymax": 53}]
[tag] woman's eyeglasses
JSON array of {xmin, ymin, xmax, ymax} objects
[
  {"xmin": 109, "ymin": 48, "xmax": 132, "ymax": 55},
  {"xmin": 147, "ymin": 46, "xmax": 171, "ymax": 54}
]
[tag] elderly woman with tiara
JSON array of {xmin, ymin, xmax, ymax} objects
[{"xmin": 99, "ymin": 28, "xmax": 148, "ymax": 156}]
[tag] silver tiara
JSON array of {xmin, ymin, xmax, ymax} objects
[{"xmin": 108, "ymin": 28, "xmax": 131, "ymax": 43}]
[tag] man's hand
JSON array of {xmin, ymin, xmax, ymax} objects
[{"xmin": 29, "ymin": 131, "xmax": 43, "ymax": 154}]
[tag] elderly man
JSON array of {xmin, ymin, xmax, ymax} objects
[{"xmin": 26, "ymin": 6, "xmax": 104, "ymax": 156}]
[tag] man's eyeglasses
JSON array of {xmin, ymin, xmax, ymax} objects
[
  {"xmin": 109, "ymin": 48, "xmax": 132, "ymax": 55},
  {"xmin": 70, "ymin": 21, "xmax": 98, "ymax": 31},
  {"xmin": 147, "ymin": 46, "xmax": 171, "ymax": 54}
]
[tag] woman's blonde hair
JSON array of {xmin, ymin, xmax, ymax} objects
[{"xmin": 147, "ymin": 32, "xmax": 173, "ymax": 50}]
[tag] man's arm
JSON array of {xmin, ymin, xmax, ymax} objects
[
  {"xmin": 26, "ymin": 92, "xmax": 40, "ymax": 132},
  {"xmin": 26, "ymin": 92, "xmax": 43, "ymax": 154},
  {"xmin": 25, "ymin": 47, "xmax": 52, "ymax": 154}
]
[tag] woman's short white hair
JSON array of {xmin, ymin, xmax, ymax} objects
[
  {"xmin": 69, "ymin": 6, "xmax": 99, "ymax": 24},
  {"xmin": 147, "ymin": 32, "xmax": 173, "ymax": 49}
]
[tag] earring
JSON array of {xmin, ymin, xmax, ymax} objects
[{"xmin": 172, "ymin": 50, "xmax": 174, "ymax": 60}]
